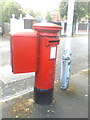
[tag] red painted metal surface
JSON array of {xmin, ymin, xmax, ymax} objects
[
  {"xmin": 33, "ymin": 23, "xmax": 62, "ymax": 37},
  {"xmin": 33, "ymin": 23, "xmax": 62, "ymax": 31},
  {"xmin": 33, "ymin": 23, "xmax": 62, "ymax": 90},
  {"xmin": 35, "ymin": 37, "xmax": 60, "ymax": 89},
  {"xmin": 10, "ymin": 30, "xmax": 37, "ymax": 73}
]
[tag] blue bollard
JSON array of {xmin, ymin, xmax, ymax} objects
[{"xmin": 60, "ymin": 50, "xmax": 72, "ymax": 90}]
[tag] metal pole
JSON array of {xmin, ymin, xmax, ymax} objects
[
  {"xmin": 66, "ymin": 0, "xmax": 75, "ymax": 37},
  {"xmin": 60, "ymin": 0, "xmax": 75, "ymax": 90}
]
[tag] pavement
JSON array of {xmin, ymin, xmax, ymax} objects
[{"xmin": 0, "ymin": 34, "xmax": 89, "ymax": 118}]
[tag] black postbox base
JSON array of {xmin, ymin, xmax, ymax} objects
[{"xmin": 34, "ymin": 87, "xmax": 53, "ymax": 105}]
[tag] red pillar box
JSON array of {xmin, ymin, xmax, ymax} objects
[{"xmin": 33, "ymin": 23, "xmax": 62, "ymax": 104}]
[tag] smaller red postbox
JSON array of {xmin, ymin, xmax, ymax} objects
[
  {"xmin": 33, "ymin": 23, "xmax": 62, "ymax": 104},
  {"xmin": 10, "ymin": 30, "xmax": 37, "ymax": 73}
]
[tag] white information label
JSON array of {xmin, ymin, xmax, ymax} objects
[{"xmin": 50, "ymin": 47, "xmax": 56, "ymax": 59}]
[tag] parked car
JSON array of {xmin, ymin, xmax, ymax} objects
[{"xmin": 0, "ymin": 26, "xmax": 2, "ymax": 35}]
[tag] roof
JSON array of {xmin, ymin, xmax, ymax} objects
[{"xmin": 23, "ymin": 14, "xmax": 35, "ymax": 20}]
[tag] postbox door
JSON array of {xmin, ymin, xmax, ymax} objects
[{"xmin": 11, "ymin": 35, "xmax": 37, "ymax": 74}]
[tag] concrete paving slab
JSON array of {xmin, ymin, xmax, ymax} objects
[
  {"xmin": 0, "ymin": 65, "xmax": 35, "ymax": 84},
  {"xmin": 0, "ymin": 74, "xmax": 35, "ymax": 100},
  {"xmin": 1, "ymin": 69, "xmax": 88, "ymax": 118}
]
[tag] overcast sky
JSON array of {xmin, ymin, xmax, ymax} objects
[
  {"xmin": 14, "ymin": 0, "xmax": 89, "ymax": 15},
  {"xmin": 14, "ymin": 0, "xmax": 60, "ymax": 14}
]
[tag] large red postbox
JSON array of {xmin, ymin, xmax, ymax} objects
[
  {"xmin": 33, "ymin": 23, "xmax": 62, "ymax": 104},
  {"xmin": 10, "ymin": 30, "xmax": 37, "ymax": 73}
]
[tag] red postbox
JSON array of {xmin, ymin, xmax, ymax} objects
[
  {"xmin": 10, "ymin": 30, "xmax": 37, "ymax": 73},
  {"xmin": 33, "ymin": 23, "xmax": 62, "ymax": 104}
]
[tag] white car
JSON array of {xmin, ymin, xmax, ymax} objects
[{"xmin": 0, "ymin": 26, "xmax": 2, "ymax": 34}]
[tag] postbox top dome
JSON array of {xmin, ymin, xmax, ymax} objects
[
  {"xmin": 33, "ymin": 22, "xmax": 62, "ymax": 31},
  {"xmin": 10, "ymin": 29, "xmax": 37, "ymax": 37}
]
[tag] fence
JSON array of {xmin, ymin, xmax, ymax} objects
[
  {"xmin": 1, "ymin": 20, "xmax": 89, "ymax": 36},
  {"xmin": 2, "ymin": 22, "xmax": 10, "ymax": 36},
  {"xmin": 60, "ymin": 22, "xmax": 89, "ymax": 35}
]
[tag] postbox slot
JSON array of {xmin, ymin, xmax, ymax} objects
[
  {"xmin": 45, "ymin": 37, "xmax": 60, "ymax": 46},
  {"xmin": 49, "ymin": 40, "xmax": 59, "ymax": 43}
]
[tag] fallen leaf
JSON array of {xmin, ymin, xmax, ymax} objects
[
  {"xmin": 28, "ymin": 98, "xmax": 34, "ymax": 102},
  {"xmin": 25, "ymin": 108, "xmax": 30, "ymax": 112},
  {"xmin": 47, "ymin": 110, "xmax": 50, "ymax": 112},
  {"xmin": 16, "ymin": 115, "xmax": 18, "ymax": 118}
]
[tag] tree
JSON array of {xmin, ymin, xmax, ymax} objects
[
  {"xmin": 25, "ymin": 9, "xmax": 41, "ymax": 22},
  {"xmin": 0, "ymin": 0, "xmax": 6, "ymax": 21},
  {"xmin": 1, "ymin": 0, "xmax": 25, "ymax": 22},
  {"xmin": 88, "ymin": 2, "xmax": 90, "ymax": 22},
  {"xmin": 59, "ymin": 2, "xmax": 68, "ymax": 20},
  {"xmin": 45, "ymin": 11, "xmax": 52, "ymax": 22},
  {"xmin": 59, "ymin": 2, "xmax": 89, "ymax": 24}
]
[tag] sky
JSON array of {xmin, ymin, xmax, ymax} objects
[
  {"xmin": 12, "ymin": 0, "xmax": 90, "ymax": 16},
  {"xmin": 14, "ymin": 0, "xmax": 60, "ymax": 14}
]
